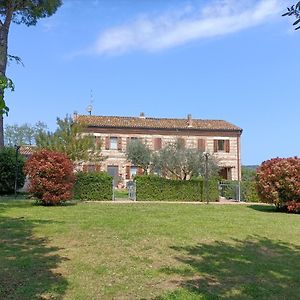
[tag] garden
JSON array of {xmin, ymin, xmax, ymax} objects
[
  {"xmin": 0, "ymin": 148, "xmax": 299, "ymax": 299},
  {"xmin": 0, "ymin": 200, "xmax": 299, "ymax": 299}
]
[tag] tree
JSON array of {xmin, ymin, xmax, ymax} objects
[
  {"xmin": 152, "ymin": 139, "xmax": 219, "ymax": 180},
  {"xmin": 0, "ymin": 0, "xmax": 62, "ymax": 147},
  {"xmin": 4, "ymin": 121, "xmax": 47, "ymax": 146},
  {"xmin": 282, "ymin": 2, "xmax": 300, "ymax": 30},
  {"xmin": 24, "ymin": 149, "xmax": 75, "ymax": 205},
  {"xmin": 0, "ymin": 146, "xmax": 25, "ymax": 194},
  {"xmin": 126, "ymin": 139, "xmax": 151, "ymax": 173},
  {"xmin": 36, "ymin": 115, "xmax": 103, "ymax": 163}
]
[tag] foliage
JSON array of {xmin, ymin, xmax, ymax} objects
[
  {"xmin": 36, "ymin": 116, "xmax": 102, "ymax": 162},
  {"xmin": 126, "ymin": 139, "xmax": 151, "ymax": 173},
  {"xmin": 152, "ymin": 140, "xmax": 219, "ymax": 180},
  {"xmin": 241, "ymin": 166, "xmax": 257, "ymax": 181},
  {"xmin": 0, "ymin": 146, "xmax": 25, "ymax": 194},
  {"xmin": 24, "ymin": 149, "xmax": 75, "ymax": 205},
  {"xmin": 282, "ymin": 2, "xmax": 300, "ymax": 30},
  {"xmin": 135, "ymin": 175, "xmax": 219, "ymax": 201},
  {"xmin": 0, "ymin": 75, "xmax": 14, "ymax": 116},
  {"xmin": 0, "ymin": 0, "xmax": 62, "ymax": 27},
  {"xmin": 5, "ymin": 121, "xmax": 47, "ymax": 146},
  {"xmin": 73, "ymin": 171, "xmax": 113, "ymax": 201},
  {"xmin": 256, "ymin": 157, "xmax": 300, "ymax": 212}
]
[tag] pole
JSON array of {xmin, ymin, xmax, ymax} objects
[
  {"xmin": 205, "ymin": 153, "xmax": 209, "ymax": 204},
  {"xmin": 14, "ymin": 145, "xmax": 20, "ymax": 198}
]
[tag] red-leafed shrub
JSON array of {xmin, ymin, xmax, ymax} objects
[
  {"xmin": 24, "ymin": 150, "xmax": 75, "ymax": 205},
  {"xmin": 256, "ymin": 157, "xmax": 300, "ymax": 213}
]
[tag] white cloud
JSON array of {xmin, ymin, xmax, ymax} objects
[{"xmin": 89, "ymin": 0, "xmax": 283, "ymax": 55}]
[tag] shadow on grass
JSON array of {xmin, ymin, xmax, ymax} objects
[
  {"xmin": 0, "ymin": 216, "xmax": 68, "ymax": 299},
  {"xmin": 247, "ymin": 204, "xmax": 278, "ymax": 213},
  {"xmin": 158, "ymin": 236, "xmax": 300, "ymax": 299}
]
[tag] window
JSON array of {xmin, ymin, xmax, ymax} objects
[
  {"xmin": 130, "ymin": 166, "xmax": 138, "ymax": 178},
  {"xmin": 214, "ymin": 139, "xmax": 230, "ymax": 153},
  {"xmin": 110, "ymin": 137, "xmax": 118, "ymax": 150},
  {"xmin": 218, "ymin": 140, "xmax": 225, "ymax": 151},
  {"xmin": 88, "ymin": 165, "xmax": 96, "ymax": 172}
]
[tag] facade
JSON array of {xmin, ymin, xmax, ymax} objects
[{"xmin": 76, "ymin": 113, "xmax": 242, "ymax": 186}]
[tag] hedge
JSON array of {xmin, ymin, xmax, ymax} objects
[
  {"xmin": 74, "ymin": 172, "xmax": 113, "ymax": 201},
  {"xmin": 0, "ymin": 147, "xmax": 25, "ymax": 195},
  {"xmin": 135, "ymin": 175, "xmax": 219, "ymax": 201}
]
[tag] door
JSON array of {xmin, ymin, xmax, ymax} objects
[{"xmin": 107, "ymin": 165, "xmax": 119, "ymax": 187}]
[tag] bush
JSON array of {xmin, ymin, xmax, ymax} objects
[
  {"xmin": 74, "ymin": 172, "xmax": 113, "ymax": 201},
  {"xmin": 0, "ymin": 147, "xmax": 25, "ymax": 194},
  {"xmin": 135, "ymin": 175, "xmax": 219, "ymax": 201},
  {"xmin": 256, "ymin": 157, "xmax": 300, "ymax": 213},
  {"xmin": 24, "ymin": 150, "xmax": 75, "ymax": 205}
]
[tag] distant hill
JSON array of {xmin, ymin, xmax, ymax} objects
[{"xmin": 242, "ymin": 165, "xmax": 259, "ymax": 170}]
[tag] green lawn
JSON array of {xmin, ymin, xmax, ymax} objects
[{"xmin": 0, "ymin": 200, "xmax": 299, "ymax": 300}]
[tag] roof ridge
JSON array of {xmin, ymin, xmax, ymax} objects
[{"xmin": 77, "ymin": 114, "xmax": 226, "ymax": 122}]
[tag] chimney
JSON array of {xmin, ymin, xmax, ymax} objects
[
  {"xmin": 139, "ymin": 112, "xmax": 146, "ymax": 119},
  {"xmin": 73, "ymin": 111, "xmax": 78, "ymax": 121},
  {"xmin": 187, "ymin": 114, "xmax": 192, "ymax": 127}
]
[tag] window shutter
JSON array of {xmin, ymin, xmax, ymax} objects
[
  {"xmin": 126, "ymin": 166, "xmax": 130, "ymax": 179},
  {"xmin": 198, "ymin": 139, "xmax": 206, "ymax": 151},
  {"xmin": 105, "ymin": 136, "xmax": 110, "ymax": 150},
  {"xmin": 213, "ymin": 140, "xmax": 218, "ymax": 153},
  {"xmin": 137, "ymin": 167, "xmax": 143, "ymax": 175},
  {"xmin": 178, "ymin": 138, "xmax": 185, "ymax": 148},
  {"xmin": 225, "ymin": 140, "xmax": 230, "ymax": 153},
  {"xmin": 96, "ymin": 164, "xmax": 101, "ymax": 172},
  {"xmin": 154, "ymin": 138, "xmax": 162, "ymax": 150},
  {"xmin": 117, "ymin": 137, "xmax": 122, "ymax": 150}
]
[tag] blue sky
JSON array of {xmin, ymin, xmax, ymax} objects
[{"xmin": 4, "ymin": 0, "xmax": 300, "ymax": 165}]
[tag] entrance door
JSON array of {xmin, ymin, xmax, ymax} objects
[{"xmin": 107, "ymin": 165, "xmax": 119, "ymax": 187}]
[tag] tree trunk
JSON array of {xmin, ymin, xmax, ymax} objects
[{"xmin": 0, "ymin": 25, "xmax": 9, "ymax": 148}]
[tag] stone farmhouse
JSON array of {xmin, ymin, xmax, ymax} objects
[{"xmin": 76, "ymin": 113, "xmax": 242, "ymax": 186}]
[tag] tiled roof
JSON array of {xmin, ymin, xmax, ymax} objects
[
  {"xmin": 76, "ymin": 115, "xmax": 242, "ymax": 131},
  {"xmin": 19, "ymin": 145, "xmax": 36, "ymax": 156}
]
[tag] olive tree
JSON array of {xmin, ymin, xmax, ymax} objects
[
  {"xmin": 152, "ymin": 139, "xmax": 219, "ymax": 180},
  {"xmin": 126, "ymin": 139, "xmax": 151, "ymax": 174}
]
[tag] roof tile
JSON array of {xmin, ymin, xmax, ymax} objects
[{"xmin": 76, "ymin": 115, "xmax": 242, "ymax": 131}]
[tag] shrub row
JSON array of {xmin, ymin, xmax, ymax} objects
[
  {"xmin": 0, "ymin": 147, "xmax": 25, "ymax": 194},
  {"xmin": 135, "ymin": 175, "xmax": 219, "ymax": 201},
  {"xmin": 73, "ymin": 171, "xmax": 113, "ymax": 201}
]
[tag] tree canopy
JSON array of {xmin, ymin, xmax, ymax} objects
[
  {"xmin": 126, "ymin": 139, "xmax": 151, "ymax": 174},
  {"xmin": 152, "ymin": 140, "xmax": 219, "ymax": 180},
  {"xmin": 36, "ymin": 116, "xmax": 103, "ymax": 163},
  {"xmin": 282, "ymin": 2, "xmax": 300, "ymax": 30},
  {"xmin": 4, "ymin": 121, "xmax": 47, "ymax": 146},
  {"xmin": 0, "ymin": 0, "xmax": 62, "ymax": 26}
]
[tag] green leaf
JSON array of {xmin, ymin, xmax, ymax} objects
[{"xmin": 293, "ymin": 18, "xmax": 300, "ymax": 26}]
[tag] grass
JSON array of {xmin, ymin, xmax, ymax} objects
[
  {"xmin": 0, "ymin": 199, "xmax": 299, "ymax": 299},
  {"xmin": 114, "ymin": 189, "xmax": 129, "ymax": 199}
]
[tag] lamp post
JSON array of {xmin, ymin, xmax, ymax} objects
[
  {"xmin": 14, "ymin": 144, "xmax": 21, "ymax": 198},
  {"xmin": 204, "ymin": 152, "xmax": 210, "ymax": 204}
]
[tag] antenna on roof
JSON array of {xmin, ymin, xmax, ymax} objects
[{"xmin": 86, "ymin": 89, "xmax": 94, "ymax": 116}]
